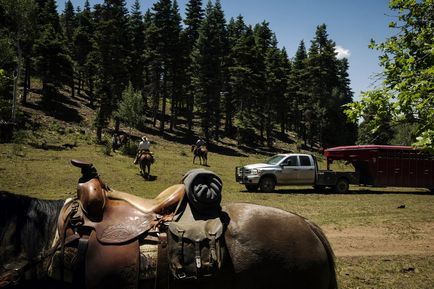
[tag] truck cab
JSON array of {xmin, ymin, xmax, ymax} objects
[{"xmin": 235, "ymin": 153, "xmax": 317, "ymax": 192}]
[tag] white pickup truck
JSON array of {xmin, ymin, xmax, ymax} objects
[{"xmin": 235, "ymin": 153, "xmax": 359, "ymax": 193}]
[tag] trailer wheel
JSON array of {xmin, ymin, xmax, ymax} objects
[
  {"xmin": 245, "ymin": 184, "xmax": 259, "ymax": 192},
  {"xmin": 260, "ymin": 176, "xmax": 275, "ymax": 193},
  {"xmin": 335, "ymin": 178, "xmax": 349, "ymax": 193}
]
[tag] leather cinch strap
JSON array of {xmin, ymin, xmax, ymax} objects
[{"xmin": 155, "ymin": 232, "xmax": 170, "ymax": 289}]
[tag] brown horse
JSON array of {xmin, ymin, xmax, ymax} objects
[
  {"xmin": 138, "ymin": 151, "xmax": 154, "ymax": 178},
  {"xmin": 0, "ymin": 192, "xmax": 337, "ymax": 289},
  {"xmin": 191, "ymin": 145, "xmax": 208, "ymax": 165}
]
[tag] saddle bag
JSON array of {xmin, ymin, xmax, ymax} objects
[{"xmin": 167, "ymin": 218, "xmax": 224, "ymax": 280}]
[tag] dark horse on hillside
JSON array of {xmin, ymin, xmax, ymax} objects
[
  {"xmin": 0, "ymin": 164, "xmax": 337, "ymax": 289},
  {"xmin": 191, "ymin": 145, "xmax": 208, "ymax": 166},
  {"xmin": 112, "ymin": 132, "xmax": 129, "ymax": 152},
  {"xmin": 138, "ymin": 152, "xmax": 154, "ymax": 178}
]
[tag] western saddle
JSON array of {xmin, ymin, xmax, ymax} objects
[{"xmin": 53, "ymin": 160, "xmax": 224, "ymax": 289}]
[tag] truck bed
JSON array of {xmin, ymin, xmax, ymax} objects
[{"xmin": 316, "ymin": 170, "xmax": 360, "ymax": 186}]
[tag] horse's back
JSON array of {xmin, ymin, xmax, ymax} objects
[{"xmin": 221, "ymin": 203, "xmax": 336, "ymax": 289}]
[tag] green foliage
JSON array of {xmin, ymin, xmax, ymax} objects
[
  {"xmin": 346, "ymin": 89, "xmax": 394, "ymax": 144},
  {"xmin": 236, "ymin": 127, "xmax": 260, "ymax": 146},
  {"xmin": 299, "ymin": 24, "xmax": 356, "ymax": 148},
  {"xmin": 115, "ymin": 82, "xmax": 146, "ymax": 129},
  {"xmin": 191, "ymin": 0, "xmax": 227, "ymax": 140},
  {"xmin": 228, "ymin": 17, "xmax": 257, "ymax": 132},
  {"xmin": 390, "ymin": 122, "xmax": 417, "ymax": 146},
  {"xmin": 102, "ymin": 138, "xmax": 112, "ymax": 156},
  {"xmin": 0, "ymin": 98, "xmax": 11, "ymax": 120},
  {"xmin": 183, "ymin": 0, "xmax": 204, "ymax": 131},
  {"xmin": 0, "ymin": 67, "xmax": 10, "ymax": 99},
  {"xmin": 128, "ymin": 0, "xmax": 145, "ymax": 91},
  {"xmin": 121, "ymin": 139, "xmax": 137, "ymax": 156},
  {"xmin": 346, "ymin": 0, "xmax": 434, "ymax": 151},
  {"xmin": 33, "ymin": 24, "xmax": 73, "ymax": 100},
  {"xmin": 414, "ymin": 130, "xmax": 434, "ymax": 153},
  {"xmin": 93, "ymin": 0, "xmax": 130, "ymax": 140}
]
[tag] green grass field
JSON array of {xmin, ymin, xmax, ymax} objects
[{"xmin": 1, "ymin": 127, "xmax": 433, "ymax": 289}]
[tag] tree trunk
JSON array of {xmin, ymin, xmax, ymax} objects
[
  {"xmin": 96, "ymin": 126, "xmax": 102, "ymax": 143},
  {"xmin": 169, "ymin": 96, "xmax": 175, "ymax": 132},
  {"xmin": 187, "ymin": 92, "xmax": 193, "ymax": 132},
  {"xmin": 12, "ymin": 42, "xmax": 22, "ymax": 122},
  {"xmin": 71, "ymin": 78, "xmax": 75, "ymax": 98},
  {"xmin": 77, "ymin": 71, "xmax": 81, "ymax": 96},
  {"xmin": 115, "ymin": 118, "xmax": 120, "ymax": 132},
  {"xmin": 160, "ymin": 72, "xmax": 167, "ymax": 132},
  {"xmin": 22, "ymin": 58, "xmax": 30, "ymax": 105}
]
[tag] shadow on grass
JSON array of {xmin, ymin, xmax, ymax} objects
[
  {"xmin": 28, "ymin": 142, "xmax": 77, "ymax": 151},
  {"xmin": 139, "ymin": 174, "xmax": 157, "ymax": 181},
  {"xmin": 125, "ymin": 126, "xmax": 248, "ymax": 157},
  {"xmin": 23, "ymin": 93, "xmax": 83, "ymax": 123}
]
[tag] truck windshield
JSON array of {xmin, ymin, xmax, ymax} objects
[{"xmin": 265, "ymin": 155, "xmax": 285, "ymax": 165}]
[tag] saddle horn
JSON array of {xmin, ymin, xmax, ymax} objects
[
  {"xmin": 71, "ymin": 159, "xmax": 99, "ymax": 183},
  {"xmin": 71, "ymin": 159, "xmax": 106, "ymax": 221}
]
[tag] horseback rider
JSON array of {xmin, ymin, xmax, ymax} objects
[
  {"xmin": 195, "ymin": 137, "xmax": 206, "ymax": 152},
  {"xmin": 133, "ymin": 136, "xmax": 151, "ymax": 165}
]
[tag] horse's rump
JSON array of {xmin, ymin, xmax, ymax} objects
[
  {"xmin": 221, "ymin": 203, "xmax": 337, "ymax": 289},
  {"xmin": 139, "ymin": 152, "xmax": 154, "ymax": 163}
]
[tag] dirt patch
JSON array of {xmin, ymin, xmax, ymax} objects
[{"xmin": 324, "ymin": 223, "xmax": 434, "ymax": 257}]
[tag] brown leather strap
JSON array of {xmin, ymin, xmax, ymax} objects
[{"xmin": 155, "ymin": 232, "xmax": 170, "ymax": 289}]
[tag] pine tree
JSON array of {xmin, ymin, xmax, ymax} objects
[
  {"xmin": 73, "ymin": 0, "xmax": 94, "ymax": 101},
  {"xmin": 227, "ymin": 17, "xmax": 257, "ymax": 140},
  {"xmin": 305, "ymin": 24, "xmax": 341, "ymax": 147},
  {"xmin": 191, "ymin": 0, "xmax": 227, "ymax": 140},
  {"xmin": 33, "ymin": 0, "xmax": 72, "ymax": 102},
  {"xmin": 183, "ymin": 0, "xmax": 203, "ymax": 131},
  {"xmin": 93, "ymin": 0, "xmax": 130, "ymax": 141},
  {"xmin": 168, "ymin": 0, "xmax": 185, "ymax": 131},
  {"xmin": 61, "ymin": 0, "xmax": 75, "ymax": 49},
  {"xmin": 60, "ymin": 0, "xmax": 76, "ymax": 97},
  {"xmin": 142, "ymin": 9, "xmax": 152, "ymax": 109},
  {"xmin": 253, "ymin": 21, "xmax": 273, "ymax": 142},
  {"xmin": 335, "ymin": 58, "xmax": 357, "ymax": 144},
  {"xmin": 146, "ymin": 0, "xmax": 182, "ymax": 132},
  {"xmin": 128, "ymin": 0, "xmax": 145, "ymax": 92},
  {"xmin": 0, "ymin": 0, "xmax": 38, "ymax": 108},
  {"xmin": 288, "ymin": 40, "xmax": 309, "ymax": 143}
]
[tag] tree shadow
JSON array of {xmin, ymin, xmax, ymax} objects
[
  {"xmin": 28, "ymin": 142, "xmax": 77, "ymax": 151},
  {"xmin": 127, "ymin": 127, "xmax": 248, "ymax": 157},
  {"xmin": 23, "ymin": 93, "xmax": 83, "ymax": 123}
]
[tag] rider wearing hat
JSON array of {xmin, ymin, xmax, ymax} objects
[{"xmin": 133, "ymin": 136, "xmax": 151, "ymax": 164}]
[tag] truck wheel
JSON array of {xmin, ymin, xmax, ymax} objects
[
  {"xmin": 260, "ymin": 177, "xmax": 275, "ymax": 193},
  {"xmin": 245, "ymin": 184, "xmax": 259, "ymax": 192},
  {"xmin": 334, "ymin": 178, "xmax": 349, "ymax": 193}
]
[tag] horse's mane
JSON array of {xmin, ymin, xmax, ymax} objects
[{"xmin": 0, "ymin": 191, "xmax": 64, "ymax": 261}]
